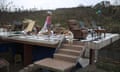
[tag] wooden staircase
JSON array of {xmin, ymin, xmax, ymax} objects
[
  {"xmin": 34, "ymin": 41, "xmax": 85, "ymax": 72},
  {"xmin": 54, "ymin": 43, "xmax": 85, "ymax": 63}
]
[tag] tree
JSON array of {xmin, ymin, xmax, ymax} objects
[{"xmin": 0, "ymin": 0, "xmax": 13, "ymax": 12}]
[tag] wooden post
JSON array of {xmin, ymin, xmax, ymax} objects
[
  {"xmin": 89, "ymin": 49, "xmax": 95, "ymax": 64},
  {"xmin": 24, "ymin": 45, "xmax": 32, "ymax": 66}
]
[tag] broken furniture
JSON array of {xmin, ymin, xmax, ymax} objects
[
  {"xmin": 67, "ymin": 19, "xmax": 88, "ymax": 40},
  {"xmin": 0, "ymin": 58, "xmax": 9, "ymax": 72}
]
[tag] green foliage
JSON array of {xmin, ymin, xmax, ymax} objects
[
  {"xmin": 0, "ymin": 6, "xmax": 120, "ymax": 33},
  {"xmin": 97, "ymin": 61, "xmax": 120, "ymax": 72}
]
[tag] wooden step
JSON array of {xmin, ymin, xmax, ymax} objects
[
  {"xmin": 34, "ymin": 58, "xmax": 75, "ymax": 72},
  {"xmin": 72, "ymin": 41, "xmax": 85, "ymax": 45},
  {"xmin": 54, "ymin": 53, "xmax": 77, "ymax": 63},
  {"xmin": 62, "ymin": 44, "xmax": 85, "ymax": 51},
  {"xmin": 58, "ymin": 49, "xmax": 80, "ymax": 56},
  {"xmin": 64, "ymin": 41, "xmax": 85, "ymax": 46}
]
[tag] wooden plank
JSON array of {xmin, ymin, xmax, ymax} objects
[
  {"xmin": 34, "ymin": 58, "xmax": 75, "ymax": 72},
  {"xmin": 0, "ymin": 36, "xmax": 58, "ymax": 48}
]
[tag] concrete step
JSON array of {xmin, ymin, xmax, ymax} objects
[
  {"xmin": 62, "ymin": 44, "xmax": 85, "ymax": 51},
  {"xmin": 34, "ymin": 58, "xmax": 75, "ymax": 72},
  {"xmin": 58, "ymin": 49, "xmax": 80, "ymax": 56},
  {"xmin": 54, "ymin": 53, "xmax": 78, "ymax": 63}
]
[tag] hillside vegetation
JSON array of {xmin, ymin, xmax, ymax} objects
[{"xmin": 0, "ymin": 6, "xmax": 120, "ymax": 33}]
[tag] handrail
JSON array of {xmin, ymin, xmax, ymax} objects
[
  {"xmin": 75, "ymin": 42, "xmax": 86, "ymax": 64},
  {"xmin": 55, "ymin": 35, "xmax": 65, "ymax": 53}
]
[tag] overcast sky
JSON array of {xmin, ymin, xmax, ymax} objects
[{"xmin": 7, "ymin": 0, "xmax": 117, "ymax": 10}]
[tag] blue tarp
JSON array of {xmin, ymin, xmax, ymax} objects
[
  {"xmin": 32, "ymin": 46, "xmax": 55, "ymax": 61},
  {"xmin": 0, "ymin": 43, "xmax": 55, "ymax": 62}
]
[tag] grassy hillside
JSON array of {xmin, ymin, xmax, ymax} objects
[{"xmin": 0, "ymin": 6, "xmax": 120, "ymax": 33}]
